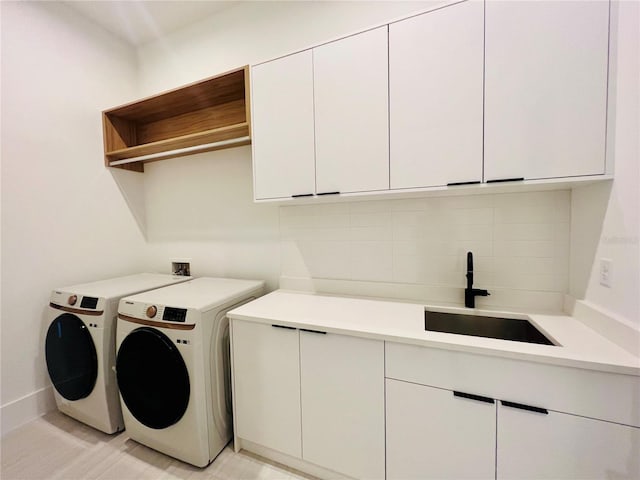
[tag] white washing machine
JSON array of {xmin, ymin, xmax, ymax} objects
[
  {"xmin": 115, "ymin": 277, "xmax": 264, "ymax": 467},
  {"xmin": 45, "ymin": 273, "xmax": 191, "ymax": 434}
]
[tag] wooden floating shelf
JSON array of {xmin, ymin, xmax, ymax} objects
[{"xmin": 102, "ymin": 66, "xmax": 251, "ymax": 172}]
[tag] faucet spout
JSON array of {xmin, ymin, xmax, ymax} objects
[
  {"xmin": 466, "ymin": 251, "xmax": 474, "ymax": 290},
  {"xmin": 464, "ymin": 251, "xmax": 490, "ymax": 308}
]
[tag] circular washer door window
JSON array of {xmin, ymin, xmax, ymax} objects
[
  {"xmin": 116, "ymin": 327, "xmax": 190, "ymax": 429},
  {"xmin": 45, "ymin": 313, "xmax": 98, "ymax": 401}
]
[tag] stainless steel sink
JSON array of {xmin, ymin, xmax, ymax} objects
[{"xmin": 424, "ymin": 310, "xmax": 556, "ymax": 345}]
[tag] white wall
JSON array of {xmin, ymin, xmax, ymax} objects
[
  {"xmin": 0, "ymin": 1, "xmax": 149, "ymax": 434},
  {"xmin": 570, "ymin": 1, "xmax": 640, "ymax": 329}
]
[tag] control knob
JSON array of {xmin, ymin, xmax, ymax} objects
[
  {"xmin": 68, "ymin": 295, "xmax": 77, "ymax": 306},
  {"xmin": 146, "ymin": 305, "xmax": 158, "ymax": 318}
]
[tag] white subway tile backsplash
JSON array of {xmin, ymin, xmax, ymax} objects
[
  {"xmin": 351, "ymin": 226, "xmax": 393, "ymax": 242},
  {"xmin": 451, "ymin": 224, "xmax": 493, "ymax": 241},
  {"xmin": 393, "ymin": 240, "xmax": 424, "ymax": 257},
  {"xmin": 350, "ymin": 241, "xmax": 393, "ymax": 281},
  {"xmin": 307, "ymin": 241, "xmax": 352, "ymax": 280},
  {"xmin": 494, "ymin": 257, "xmax": 557, "ymax": 276},
  {"xmin": 393, "ymin": 224, "xmax": 426, "ymax": 242},
  {"xmin": 312, "ymin": 227, "xmax": 351, "ymax": 242},
  {"xmin": 431, "ymin": 194, "xmax": 495, "ymax": 210},
  {"xmin": 392, "ymin": 210, "xmax": 428, "ymax": 227},
  {"xmin": 444, "ymin": 240, "xmax": 493, "ymax": 257},
  {"xmin": 389, "ymin": 198, "xmax": 430, "ymax": 211},
  {"xmin": 449, "ymin": 208, "xmax": 494, "ymax": 225},
  {"xmin": 393, "ymin": 255, "xmax": 428, "ymax": 284},
  {"xmin": 493, "ymin": 240, "xmax": 557, "ymax": 258},
  {"xmin": 279, "ymin": 190, "xmax": 571, "ymax": 309},
  {"xmin": 348, "ymin": 199, "xmax": 393, "ymax": 214},
  {"xmin": 280, "ymin": 241, "xmax": 311, "ymax": 277},
  {"xmin": 313, "ymin": 213, "xmax": 350, "ymax": 229},
  {"xmin": 350, "ymin": 212, "xmax": 392, "ymax": 227}
]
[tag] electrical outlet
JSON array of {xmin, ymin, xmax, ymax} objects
[{"xmin": 599, "ymin": 258, "xmax": 612, "ymax": 288}]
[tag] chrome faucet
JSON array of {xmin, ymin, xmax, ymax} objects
[{"xmin": 465, "ymin": 251, "xmax": 490, "ymax": 308}]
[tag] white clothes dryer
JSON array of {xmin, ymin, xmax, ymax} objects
[
  {"xmin": 115, "ymin": 277, "xmax": 264, "ymax": 467},
  {"xmin": 45, "ymin": 273, "xmax": 191, "ymax": 434}
]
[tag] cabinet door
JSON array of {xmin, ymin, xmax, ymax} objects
[
  {"xmin": 484, "ymin": 1, "xmax": 609, "ymax": 181},
  {"xmin": 498, "ymin": 402, "xmax": 640, "ymax": 479},
  {"xmin": 313, "ymin": 27, "xmax": 389, "ymax": 194},
  {"xmin": 386, "ymin": 379, "xmax": 496, "ymax": 480},
  {"xmin": 231, "ymin": 320, "xmax": 302, "ymax": 458},
  {"xmin": 389, "ymin": 0, "xmax": 483, "ymax": 188},
  {"xmin": 251, "ymin": 51, "xmax": 316, "ymax": 199},
  {"xmin": 300, "ymin": 331, "xmax": 385, "ymax": 479}
]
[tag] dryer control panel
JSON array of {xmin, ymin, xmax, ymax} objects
[{"xmin": 163, "ymin": 307, "xmax": 187, "ymax": 323}]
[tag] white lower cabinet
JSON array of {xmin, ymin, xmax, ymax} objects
[
  {"xmin": 231, "ymin": 321, "xmax": 302, "ymax": 458},
  {"xmin": 233, "ymin": 325, "xmax": 638, "ymax": 479},
  {"xmin": 385, "ymin": 342, "xmax": 640, "ymax": 480},
  {"xmin": 231, "ymin": 319, "xmax": 385, "ymax": 479},
  {"xmin": 301, "ymin": 331, "xmax": 385, "ymax": 479},
  {"xmin": 498, "ymin": 402, "xmax": 640, "ymax": 479},
  {"xmin": 386, "ymin": 379, "xmax": 496, "ymax": 480}
]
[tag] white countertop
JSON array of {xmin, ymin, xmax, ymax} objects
[{"xmin": 228, "ymin": 290, "xmax": 640, "ymax": 376}]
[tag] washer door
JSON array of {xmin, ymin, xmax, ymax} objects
[
  {"xmin": 116, "ymin": 327, "xmax": 190, "ymax": 429},
  {"xmin": 45, "ymin": 313, "xmax": 98, "ymax": 401}
]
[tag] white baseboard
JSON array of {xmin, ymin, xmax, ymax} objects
[
  {"xmin": 1, "ymin": 386, "xmax": 56, "ymax": 437},
  {"xmin": 236, "ymin": 438, "xmax": 350, "ymax": 480},
  {"xmin": 565, "ymin": 295, "xmax": 640, "ymax": 357}
]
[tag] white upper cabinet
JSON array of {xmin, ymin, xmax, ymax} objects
[
  {"xmin": 484, "ymin": 0, "xmax": 610, "ymax": 181},
  {"xmin": 313, "ymin": 27, "xmax": 389, "ymax": 194},
  {"xmin": 389, "ymin": 0, "xmax": 484, "ymax": 188},
  {"xmin": 252, "ymin": 51, "xmax": 316, "ymax": 200},
  {"xmin": 251, "ymin": 0, "xmax": 612, "ymax": 202}
]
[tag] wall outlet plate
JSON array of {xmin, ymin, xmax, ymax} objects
[{"xmin": 599, "ymin": 258, "xmax": 612, "ymax": 288}]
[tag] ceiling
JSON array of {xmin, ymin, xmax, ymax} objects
[{"xmin": 63, "ymin": 1, "xmax": 240, "ymax": 46}]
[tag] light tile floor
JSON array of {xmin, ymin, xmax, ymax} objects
[{"xmin": 1, "ymin": 412, "xmax": 314, "ymax": 480}]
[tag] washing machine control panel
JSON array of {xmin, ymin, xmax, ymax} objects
[
  {"xmin": 119, "ymin": 301, "xmax": 191, "ymax": 324},
  {"xmin": 163, "ymin": 307, "xmax": 187, "ymax": 323},
  {"xmin": 50, "ymin": 291, "xmax": 105, "ymax": 313}
]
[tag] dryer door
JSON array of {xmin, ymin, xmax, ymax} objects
[
  {"xmin": 45, "ymin": 313, "xmax": 98, "ymax": 401},
  {"xmin": 116, "ymin": 327, "xmax": 190, "ymax": 429}
]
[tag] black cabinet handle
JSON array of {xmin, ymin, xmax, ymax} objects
[
  {"xmin": 271, "ymin": 324, "xmax": 296, "ymax": 330},
  {"xmin": 316, "ymin": 191, "xmax": 340, "ymax": 196},
  {"xmin": 486, "ymin": 177, "xmax": 525, "ymax": 184},
  {"xmin": 300, "ymin": 328, "xmax": 327, "ymax": 335},
  {"xmin": 291, "ymin": 193, "xmax": 314, "ymax": 198},
  {"xmin": 453, "ymin": 391, "xmax": 495, "ymax": 404},
  {"xmin": 501, "ymin": 400, "xmax": 548, "ymax": 415},
  {"xmin": 447, "ymin": 181, "xmax": 482, "ymax": 187}
]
